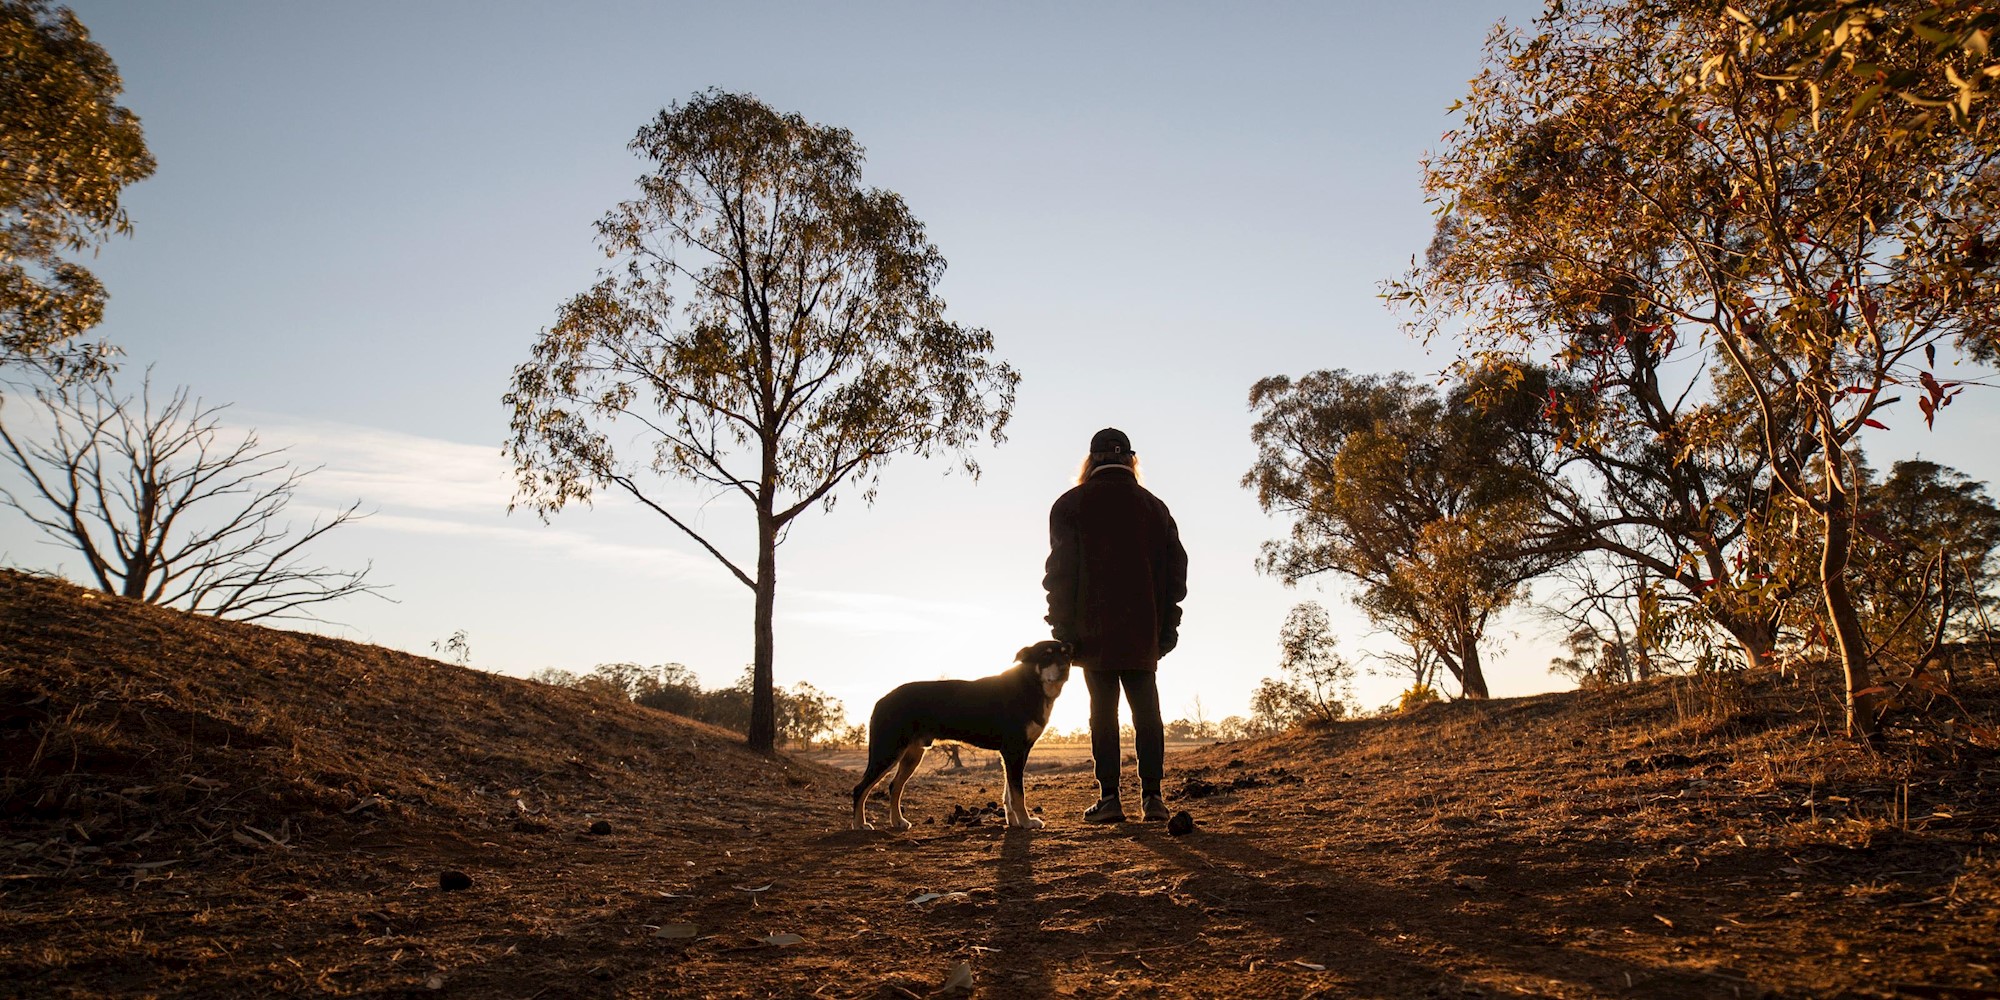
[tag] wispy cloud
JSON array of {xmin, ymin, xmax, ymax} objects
[
  {"xmin": 231, "ymin": 413, "xmax": 720, "ymax": 580},
  {"xmin": 241, "ymin": 414, "xmax": 513, "ymax": 514}
]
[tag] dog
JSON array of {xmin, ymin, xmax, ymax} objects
[{"xmin": 851, "ymin": 640, "xmax": 1072, "ymax": 831}]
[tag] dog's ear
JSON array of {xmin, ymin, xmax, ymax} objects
[{"xmin": 1015, "ymin": 644, "xmax": 1038, "ymax": 665}]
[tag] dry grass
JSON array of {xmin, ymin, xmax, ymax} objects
[{"xmin": 5, "ymin": 568, "xmax": 1999, "ymax": 998}]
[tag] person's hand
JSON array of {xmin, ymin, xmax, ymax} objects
[{"xmin": 1158, "ymin": 632, "xmax": 1178, "ymax": 657}]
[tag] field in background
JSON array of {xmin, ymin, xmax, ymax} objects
[{"xmin": 808, "ymin": 739, "xmax": 1219, "ymax": 774}]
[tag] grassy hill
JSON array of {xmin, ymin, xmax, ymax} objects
[
  {"xmin": 1, "ymin": 568, "xmax": 838, "ymax": 858},
  {"xmin": 5, "ymin": 566, "xmax": 1999, "ymax": 998}
]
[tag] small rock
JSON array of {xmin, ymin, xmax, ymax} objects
[
  {"xmin": 1167, "ymin": 811, "xmax": 1195, "ymax": 836},
  {"xmin": 438, "ymin": 870, "xmax": 472, "ymax": 891},
  {"xmin": 588, "ymin": 820, "xmax": 614, "ymax": 836}
]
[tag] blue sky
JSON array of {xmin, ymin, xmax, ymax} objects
[{"xmin": 8, "ymin": 2, "xmax": 1997, "ymax": 734}]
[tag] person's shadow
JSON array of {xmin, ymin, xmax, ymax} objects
[{"xmin": 986, "ymin": 827, "xmax": 1053, "ymax": 997}]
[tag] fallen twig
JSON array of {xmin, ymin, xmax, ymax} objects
[{"xmin": 1084, "ymin": 939, "xmax": 1199, "ymax": 959}]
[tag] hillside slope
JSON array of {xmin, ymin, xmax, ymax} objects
[
  {"xmin": 0, "ymin": 567, "xmax": 840, "ymax": 870},
  {"xmin": 5, "ymin": 567, "xmax": 2000, "ymax": 998}
]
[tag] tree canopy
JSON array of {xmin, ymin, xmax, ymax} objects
[
  {"xmin": 1, "ymin": 0, "xmax": 154, "ymax": 382},
  {"xmin": 1851, "ymin": 458, "xmax": 2000, "ymax": 656},
  {"xmin": 1245, "ymin": 367, "xmax": 1564, "ymax": 699}
]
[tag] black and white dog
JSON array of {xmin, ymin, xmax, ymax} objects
[{"xmin": 850, "ymin": 640, "xmax": 1073, "ymax": 831}]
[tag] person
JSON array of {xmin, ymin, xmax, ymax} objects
[{"xmin": 1042, "ymin": 427, "xmax": 1188, "ymax": 823}]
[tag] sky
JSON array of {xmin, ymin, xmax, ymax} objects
[{"xmin": 7, "ymin": 1, "xmax": 1999, "ymax": 736}]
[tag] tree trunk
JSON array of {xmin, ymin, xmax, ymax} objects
[
  {"xmin": 1715, "ymin": 613, "xmax": 1778, "ymax": 674},
  {"xmin": 1457, "ymin": 628, "xmax": 1491, "ymax": 700},
  {"xmin": 746, "ymin": 507, "xmax": 779, "ymax": 753},
  {"xmin": 1820, "ymin": 478, "xmax": 1879, "ymax": 740}
]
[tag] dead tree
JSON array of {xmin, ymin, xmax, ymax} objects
[{"xmin": 0, "ymin": 375, "xmax": 384, "ymax": 622}]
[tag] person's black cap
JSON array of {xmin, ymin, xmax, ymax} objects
[{"xmin": 1090, "ymin": 427, "xmax": 1133, "ymax": 457}]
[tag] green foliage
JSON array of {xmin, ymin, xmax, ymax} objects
[
  {"xmin": 630, "ymin": 663, "xmax": 706, "ymax": 717},
  {"xmin": 1247, "ymin": 676, "xmax": 1313, "ymax": 733},
  {"xmin": 505, "ymin": 91, "xmax": 1017, "ymax": 752},
  {"xmin": 1214, "ymin": 716, "xmax": 1255, "ymax": 740},
  {"xmin": 1396, "ymin": 684, "xmax": 1442, "ymax": 713},
  {"xmin": 1244, "ymin": 366, "xmax": 1566, "ymax": 699},
  {"xmin": 1747, "ymin": 2, "xmax": 1999, "ymax": 138},
  {"xmin": 1514, "ymin": 324, "xmax": 1791, "ymax": 669},
  {"xmin": 1549, "ymin": 627, "xmax": 1641, "ymax": 687},
  {"xmin": 1275, "ymin": 601, "xmax": 1354, "ymax": 724},
  {"xmin": 1, "ymin": 0, "xmax": 154, "ymax": 381},
  {"xmin": 1849, "ymin": 459, "xmax": 2000, "ymax": 653},
  {"xmin": 536, "ymin": 661, "xmax": 849, "ymax": 749},
  {"xmin": 1399, "ymin": 0, "xmax": 2000, "ymax": 736},
  {"xmin": 777, "ymin": 680, "xmax": 845, "ymax": 750}
]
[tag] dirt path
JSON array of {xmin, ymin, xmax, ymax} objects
[{"xmin": 355, "ymin": 720, "xmax": 1992, "ymax": 1000}]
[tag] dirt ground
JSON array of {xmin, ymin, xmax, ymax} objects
[{"xmin": 5, "ymin": 569, "xmax": 1999, "ymax": 999}]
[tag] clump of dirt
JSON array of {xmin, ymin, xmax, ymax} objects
[
  {"xmin": 6, "ymin": 568, "xmax": 2000, "ymax": 999},
  {"xmin": 1618, "ymin": 750, "xmax": 1732, "ymax": 774},
  {"xmin": 1176, "ymin": 764, "xmax": 1305, "ymax": 799},
  {"xmin": 943, "ymin": 801, "xmax": 1004, "ymax": 826}
]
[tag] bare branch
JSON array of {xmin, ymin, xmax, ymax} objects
[{"xmin": 0, "ymin": 372, "xmax": 389, "ymax": 622}]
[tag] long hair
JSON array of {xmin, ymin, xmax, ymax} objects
[{"xmin": 1074, "ymin": 453, "xmax": 1142, "ymax": 486}]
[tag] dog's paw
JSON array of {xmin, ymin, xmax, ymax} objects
[
  {"xmin": 853, "ymin": 820, "xmax": 876, "ymax": 831},
  {"xmin": 1026, "ymin": 815, "xmax": 1045, "ymax": 830},
  {"xmin": 890, "ymin": 817, "xmax": 913, "ymax": 831}
]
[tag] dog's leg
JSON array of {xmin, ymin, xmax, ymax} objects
[
  {"xmin": 1002, "ymin": 748, "xmax": 1042, "ymax": 830},
  {"xmin": 851, "ymin": 746, "xmax": 903, "ymax": 831},
  {"xmin": 884, "ymin": 743, "xmax": 926, "ymax": 831}
]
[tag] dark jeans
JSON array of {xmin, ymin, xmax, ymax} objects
[{"xmin": 1085, "ymin": 668, "xmax": 1164, "ymax": 799}]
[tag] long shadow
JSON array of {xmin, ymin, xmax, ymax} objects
[
  {"xmin": 1138, "ymin": 828, "xmax": 1750, "ymax": 998},
  {"xmin": 985, "ymin": 827, "xmax": 1053, "ymax": 998}
]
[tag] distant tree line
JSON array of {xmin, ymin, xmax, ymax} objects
[{"xmin": 527, "ymin": 662, "xmax": 852, "ymax": 750}]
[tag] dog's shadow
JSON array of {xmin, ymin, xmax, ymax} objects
[{"xmin": 987, "ymin": 827, "xmax": 1053, "ymax": 995}]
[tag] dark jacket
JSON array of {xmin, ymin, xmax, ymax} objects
[{"xmin": 1042, "ymin": 465, "xmax": 1189, "ymax": 671}]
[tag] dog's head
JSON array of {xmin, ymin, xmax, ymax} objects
[{"xmin": 1016, "ymin": 640, "xmax": 1073, "ymax": 699}]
